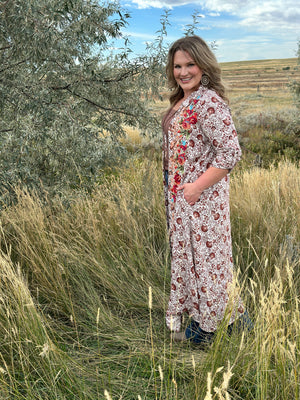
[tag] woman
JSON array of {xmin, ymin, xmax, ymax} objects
[{"xmin": 162, "ymin": 36, "xmax": 251, "ymax": 344}]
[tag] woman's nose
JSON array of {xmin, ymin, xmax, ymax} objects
[{"xmin": 180, "ymin": 67, "xmax": 188, "ymax": 76}]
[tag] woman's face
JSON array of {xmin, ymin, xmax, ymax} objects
[{"xmin": 173, "ymin": 50, "xmax": 203, "ymax": 97}]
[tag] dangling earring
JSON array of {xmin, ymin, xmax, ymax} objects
[{"xmin": 201, "ymin": 74, "xmax": 209, "ymax": 86}]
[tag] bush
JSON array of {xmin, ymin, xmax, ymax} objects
[
  {"xmin": 235, "ymin": 109, "xmax": 300, "ymax": 167},
  {"xmin": 0, "ymin": 0, "xmax": 165, "ymax": 204}
]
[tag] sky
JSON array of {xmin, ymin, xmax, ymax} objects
[{"xmin": 119, "ymin": 0, "xmax": 300, "ymax": 62}]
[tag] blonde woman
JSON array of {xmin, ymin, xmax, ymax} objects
[{"xmin": 162, "ymin": 36, "xmax": 252, "ymax": 344}]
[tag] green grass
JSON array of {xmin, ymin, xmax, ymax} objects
[{"xmin": 0, "ymin": 156, "xmax": 299, "ymax": 399}]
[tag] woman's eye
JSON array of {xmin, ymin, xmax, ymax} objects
[{"xmin": 174, "ymin": 65, "xmax": 181, "ymax": 69}]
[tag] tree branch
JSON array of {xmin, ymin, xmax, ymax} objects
[
  {"xmin": 51, "ymin": 84, "xmax": 72, "ymax": 91},
  {"xmin": 0, "ymin": 59, "xmax": 28, "ymax": 74},
  {"xmin": 0, "ymin": 45, "xmax": 12, "ymax": 51},
  {"xmin": 102, "ymin": 66, "xmax": 143, "ymax": 83},
  {"xmin": 66, "ymin": 88, "xmax": 138, "ymax": 117}
]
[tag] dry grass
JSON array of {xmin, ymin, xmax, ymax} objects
[{"xmin": 0, "ymin": 158, "xmax": 299, "ymax": 399}]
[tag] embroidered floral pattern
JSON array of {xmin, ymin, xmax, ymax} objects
[{"xmin": 170, "ymin": 98, "xmax": 200, "ymax": 203}]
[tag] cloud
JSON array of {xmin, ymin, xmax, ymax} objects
[
  {"xmin": 129, "ymin": 0, "xmax": 191, "ymax": 8},
  {"xmin": 216, "ymin": 36, "xmax": 297, "ymax": 62},
  {"xmin": 128, "ymin": 0, "xmax": 300, "ymax": 31},
  {"xmin": 123, "ymin": 31, "xmax": 157, "ymax": 40},
  {"xmin": 129, "ymin": 0, "xmax": 256, "ymax": 11},
  {"xmin": 238, "ymin": 3, "xmax": 300, "ymax": 31}
]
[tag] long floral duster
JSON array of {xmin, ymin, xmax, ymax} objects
[{"xmin": 163, "ymin": 86, "xmax": 245, "ymax": 333}]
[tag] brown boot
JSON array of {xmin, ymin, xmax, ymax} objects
[{"xmin": 171, "ymin": 331, "xmax": 187, "ymax": 342}]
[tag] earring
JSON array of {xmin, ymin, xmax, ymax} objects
[{"xmin": 201, "ymin": 74, "xmax": 209, "ymax": 86}]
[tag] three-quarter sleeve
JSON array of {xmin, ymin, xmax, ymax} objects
[{"xmin": 199, "ymin": 97, "xmax": 242, "ymax": 171}]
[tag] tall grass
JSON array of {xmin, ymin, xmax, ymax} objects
[{"xmin": 0, "ymin": 158, "xmax": 299, "ymax": 399}]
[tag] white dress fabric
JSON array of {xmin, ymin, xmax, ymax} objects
[{"xmin": 163, "ymin": 86, "xmax": 245, "ymax": 333}]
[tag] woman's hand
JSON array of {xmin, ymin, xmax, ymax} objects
[
  {"xmin": 178, "ymin": 182, "xmax": 203, "ymax": 205},
  {"xmin": 178, "ymin": 167, "xmax": 229, "ymax": 205}
]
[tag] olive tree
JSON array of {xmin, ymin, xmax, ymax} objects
[{"xmin": 0, "ymin": 0, "xmax": 167, "ymax": 201}]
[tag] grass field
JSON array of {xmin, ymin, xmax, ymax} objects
[
  {"xmin": 0, "ymin": 58, "xmax": 299, "ymax": 399},
  {"xmin": 222, "ymin": 58, "xmax": 300, "ymax": 115},
  {"xmin": 0, "ymin": 159, "xmax": 299, "ymax": 399}
]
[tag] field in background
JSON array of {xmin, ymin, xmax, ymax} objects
[
  {"xmin": 222, "ymin": 57, "xmax": 299, "ymax": 112},
  {"xmin": 222, "ymin": 58, "xmax": 299, "ymax": 167}
]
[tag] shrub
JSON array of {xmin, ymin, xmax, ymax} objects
[
  {"xmin": 235, "ymin": 110, "xmax": 300, "ymax": 167},
  {"xmin": 0, "ymin": 0, "xmax": 165, "ymax": 204}
]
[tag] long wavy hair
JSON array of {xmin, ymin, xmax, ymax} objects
[{"xmin": 166, "ymin": 36, "xmax": 228, "ymax": 107}]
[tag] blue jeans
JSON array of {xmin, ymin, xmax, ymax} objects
[{"xmin": 185, "ymin": 310, "xmax": 253, "ymax": 345}]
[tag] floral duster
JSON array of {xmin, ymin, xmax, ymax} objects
[{"xmin": 163, "ymin": 86, "xmax": 245, "ymax": 333}]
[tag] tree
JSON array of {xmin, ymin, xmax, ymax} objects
[
  {"xmin": 290, "ymin": 39, "xmax": 300, "ymax": 107},
  {"xmin": 0, "ymin": 0, "xmax": 165, "ymax": 201},
  {"xmin": 287, "ymin": 39, "xmax": 300, "ymax": 140}
]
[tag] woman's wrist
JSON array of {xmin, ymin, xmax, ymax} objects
[
  {"xmin": 194, "ymin": 167, "xmax": 229, "ymax": 192},
  {"xmin": 192, "ymin": 180, "xmax": 205, "ymax": 197}
]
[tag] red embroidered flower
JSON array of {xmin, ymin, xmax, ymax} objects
[
  {"xmin": 174, "ymin": 173, "xmax": 181, "ymax": 184},
  {"xmin": 223, "ymin": 117, "xmax": 231, "ymax": 126},
  {"xmin": 177, "ymin": 154, "xmax": 185, "ymax": 165},
  {"xmin": 189, "ymin": 115, "xmax": 197, "ymax": 124},
  {"xmin": 181, "ymin": 121, "xmax": 191, "ymax": 130},
  {"xmin": 171, "ymin": 184, "xmax": 178, "ymax": 195},
  {"xmin": 180, "ymin": 143, "xmax": 187, "ymax": 151}
]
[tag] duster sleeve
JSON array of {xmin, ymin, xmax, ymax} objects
[{"xmin": 199, "ymin": 96, "xmax": 242, "ymax": 170}]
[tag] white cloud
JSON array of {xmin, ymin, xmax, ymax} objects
[
  {"xmin": 129, "ymin": 0, "xmax": 256, "ymax": 11},
  {"xmin": 123, "ymin": 31, "xmax": 157, "ymax": 40},
  {"xmin": 128, "ymin": 0, "xmax": 300, "ymax": 32},
  {"xmin": 129, "ymin": 0, "xmax": 190, "ymax": 8},
  {"xmin": 123, "ymin": 0, "xmax": 299, "ymax": 62},
  {"xmin": 215, "ymin": 36, "xmax": 297, "ymax": 62},
  {"xmin": 238, "ymin": 3, "xmax": 300, "ymax": 31}
]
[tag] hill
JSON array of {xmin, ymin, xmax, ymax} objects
[{"xmin": 222, "ymin": 58, "xmax": 299, "ymax": 113}]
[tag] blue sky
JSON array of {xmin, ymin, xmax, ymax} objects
[{"xmin": 119, "ymin": 0, "xmax": 299, "ymax": 62}]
